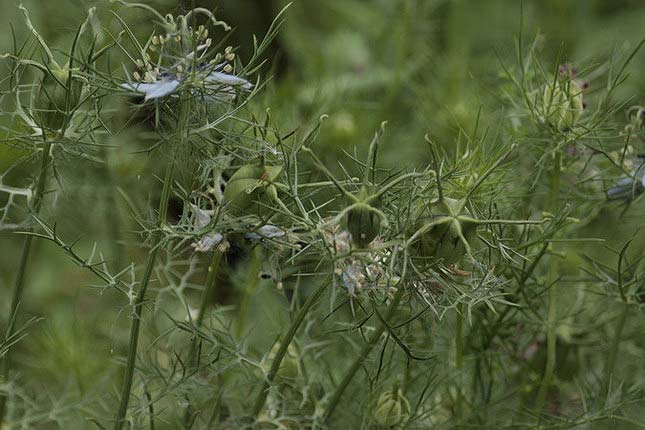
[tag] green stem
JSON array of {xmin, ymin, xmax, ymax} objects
[
  {"xmin": 603, "ymin": 303, "xmax": 628, "ymax": 394},
  {"xmin": 183, "ymin": 249, "xmax": 223, "ymax": 428},
  {"xmin": 237, "ymin": 249, "xmax": 263, "ymax": 338},
  {"xmin": 535, "ymin": 150, "xmax": 561, "ymax": 413},
  {"xmin": 0, "ymin": 140, "xmax": 52, "ymax": 425},
  {"xmin": 113, "ymin": 146, "xmax": 177, "ymax": 430},
  {"xmin": 103, "ymin": 145, "xmax": 124, "ymax": 269},
  {"xmin": 455, "ymin": 302, "xmax": 464, "ymax": 426},
  {"xmin": 321, "ymin": 287, "xmax": 405, "ymax": 423},
  {"xmin": 251, "ymin": 280, "xmax": 329, "ymax": 418},
  {"xmin": 195, "ymin": 251, "xmax": 223, "ymax": 330},
  {"xmin": 144, "ymin": 384, "xmax": 155, "ymax": 430}
]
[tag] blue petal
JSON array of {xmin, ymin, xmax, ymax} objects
[
  {"xmin": 121, "ymin": 79, "xmax": 181, "ymax": 100},
  {"xmin": 607, "ymin": 177, "xmax": 644, "ymax": 199},
  {"xmin": 244, "ymin": 224, "xmax": 286, "ymax": 240},
  {"xmin": 205, "ymin": 71, "xmax": 252, "ymax": 89}
]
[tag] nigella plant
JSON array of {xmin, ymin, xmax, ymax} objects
[
  {"xmin": 501, "ymin": 35, "xmax": 644, "ymax": 417},
  {"xmin": 0, "ymin": 1, "xmax": 287, "ymax": 428},
  {"xmin": 3, "ymin": 2, "xmax": 645, "ymax": 430},
  {"xmin": 0, "ymin": 4, "xmax": 107, "ymax": 423},
  {"xmin": 102, "ymin": 3, "xmax": 288, "ymax": 429},
  {"xmin": 0, "ymin": 1, "xmax": 285, "ymax": 425}
]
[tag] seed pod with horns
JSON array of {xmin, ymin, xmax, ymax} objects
[
  {"xmin": 304, "ymin": 122, "xmax": 429, "ymax": 249},
  {"xmin": 223, "ymin": 161, "xmax": 283, "ymax": 216},
  {"xmin": 34, "ymin": 65, "xmax": 82, "ymax": 132},
  {"xmin": 409, "ymin": 196, "xmax": 478, "ymax": 265},
  {"xmin": 408, "ymin": 138, "xmax": 544, "ymax": 266}
]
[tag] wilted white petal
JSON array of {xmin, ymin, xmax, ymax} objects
[
  {"xmin": 192, "ymin": 232, "xmax": 224, "ymax": 252},
  {"xmin": 342, "ymin": 264, "xmax": 363, "ymax": 294},
  {"xmin": 190, "ymin": 204, "xmax": 213, "ymax": 229},
  {"xmin": 244, "ymin": 232, "xmax": 261, "ymax": 240},
  {"xmin": 185, "ymin": 307, "xmax": 200, "ymax": 322},
  {"xmin": 245, "ymin": 224, "xmax": 287, "ymax": 240},
  {"xmin": 607, "ymin": 176, "xmax": 645, "ymax": 199},
  {"xmin": 206, "ymin": 71, "xmax": 252, "ymax": 89},
  {"xmin": 121, "ymin": 79, "xmax": 180, "ymax": 100}
]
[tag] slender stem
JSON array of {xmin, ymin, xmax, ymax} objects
[
  {"xmin": 0, "ymin": 140, "xmax": 52, "ymax": 425},
  {"xmin": 603, "ymin": 303, "xmax": 628, "ymax": 394},
  {"xmin": 103, "ymin": 145, "xmax": 124, "ymax": 269},
  {"xmin": 113, "ymin": 144, "xmax": 178, "ymax": 430},
  {"xmin": 183, "ymin": 249, "xmax": 223, "ymax": 428},
  {"xmin": 236, "ymin": 249, "xmax": 263, "ymax": 338},
  {"xmin": 550, "ymin": 151, "xmax": 561, "ymax": 213},
  {"xmin": 535, "ymin": 150, "xmax": 561, "ymax": 412},
  {"xmin": 251, "ymin": 280, "xmax": 329, "ymax": 418},
  {"xmin": 455, "ymin": 302, "xmax": 464, "ymax": 426},
  {"xmin": 321, "ymin": 287, "xmax": 405, "ymax": 423},
  {"xmin": 144, "ymin": 384, "xmax": 155, "ymax": 430},
  {"xmin": 196, "ymin": 251, "xmax": 223, "ymax": 329},
  {"xmin": 205, "ymin": 387, "xmax": 223, "ymax": 429},
  {"xmin": 482, "ymin": 242, "xmax": 550, "ymax": 350}
]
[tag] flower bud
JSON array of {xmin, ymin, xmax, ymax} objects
[
  {"xmin": 33, "ymin": 67, "xmax": 82, "ymax": 132},
  {"xmin": 411, "ymin": 197, "xmax": 477, "ymax": 264},
  {"xmin": 372, "ymin": 387, "xmax": 410, "ymax": 428},
  {"xmin": 542, "ymin": 79, "xmax": 584, "ymax": 129},
  {"xmin": 346, "ymin": 187, "xmax": 381, "ymax": 248},
  {"xmin": 330, "ymin": 111, "xmax": 356, "ymax": 143},
  {"xmin": 223, "ymin": 163, "xmax": 283, "ymax": 216}
]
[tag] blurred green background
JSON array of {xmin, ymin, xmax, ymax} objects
[{"xmin": 1, "ymin": 0, "xmax": 644, "ymax": 427}]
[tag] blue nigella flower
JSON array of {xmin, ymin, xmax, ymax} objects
[
  {"xmin": 121, "ymin": 78, "xmax": 181, "ymax": 101},
  {"xmin": 607, "ymin": 156, "xmax": 645, "ymax": 200},
  {"xmin": 120, "ymin": 22, "xmax": 252, "ymax": 102},
  {"xmin": 607, "ymin": 176, "xmax": 645, "ymax": 200},
  {"xmin": 121, "ymin": 64, "xmax": 252, "ymax": 101}
]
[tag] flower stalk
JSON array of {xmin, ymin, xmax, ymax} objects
[
  {"xmin": 604, "ymin": 303, "xmax": 629, "ymax": 395},
  {"xmin": 321, "ymin": 286, "xmax": 405, "ymax": 423},
  {"xmin": 0, "ymin": 139, "xmax": 53, "ymax": 425},
  {"xmin": 251, "ymin": 279, "xmax": 329, "ymax": 418},
  {"xmin": 113, "ymin": 94, "xmax": 188, "ymax": 429},
  {"xmin": 182, "ymin": 249, "xmax": 223, "ymax": 427},
  {"xmin": 535, "ymin": 150, "xmax": 561, "ymax": 413},
  {"xmin": 455, "ymin": 302, "xmax": 464, "ymax": 426},
  {"xmin": 113, "ymin": 149, "xmax": 177, "ymax": 430}
]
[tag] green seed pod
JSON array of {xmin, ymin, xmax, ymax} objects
[
  {"xmin": 346, "ymin": 186, "xmax": 381, "ymax": 248},
  {"xmin": 542, "ymin": 80, "xmax": 583, "ymax": 129},
  {"xmin": 261, "ymin": 341, "xmax": 301, "ymax": 382},
  {"xmin": 372, "ymin": 387, "xmax": 411, "ymax": 428},
  {"xmin": 412, "ymin": 197, "xmax": 477, "ymax": 265},
  {"xmin": 329, "ymin": 111, "xmax": 357, "ymax": 144},
  {"xmin": 33, "ymin": 67, "xmax": 82, "ymax": 132},
  {"xmin": 223, "ymin": 163, "xmax": 283, "ymax": 216}
]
